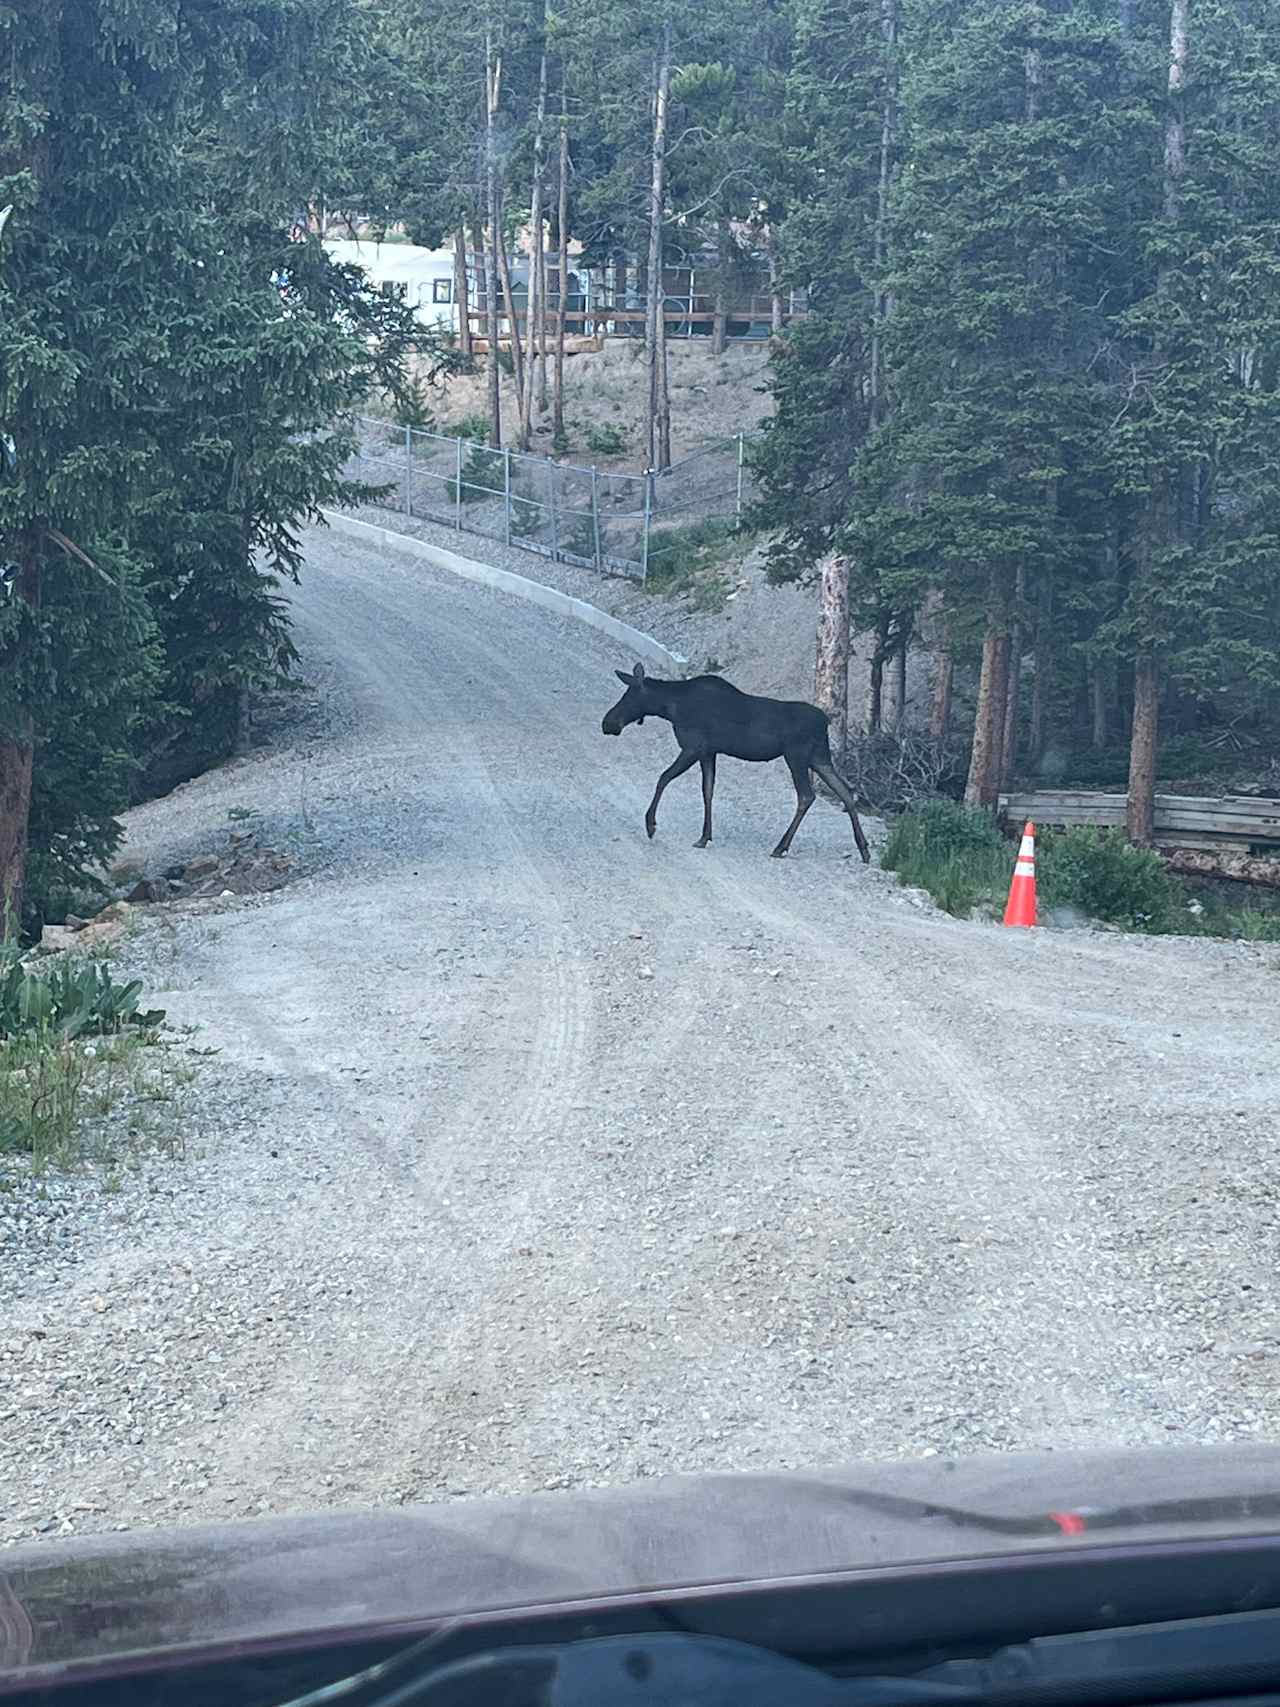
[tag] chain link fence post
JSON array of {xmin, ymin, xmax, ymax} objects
[
  {"xmin": 504, "ymin": 447, "xmax": 512, "ymax": 545},
  {"xmin": 549, "ymin": 456, "xmax": 560, "ymax": 559},
  {"xmin": 404, "ymin": 424, "xmax": 412, "ymax": 518},
  {"xmin": 735, "ymin": 431, "xmax": 744, "ymax": 525},
  {"xmin": 591, "ymin": 465, "xmax": 602, "ymax": 573},
  {"xmin": 455, "ymin": 434, "xmax": 463, "ymax": 531}
]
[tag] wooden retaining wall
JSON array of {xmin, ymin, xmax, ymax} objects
[{"xmin": 998, "ymin": 791, "xmax": 1280, "ymax": 853}]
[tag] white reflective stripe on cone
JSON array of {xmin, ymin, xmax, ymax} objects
[
  {"xmin": 1013, "ymin": 861, "xmax": 1035, "ymax": 877},
  {"xmin": 1018, "ymin": 836, "xmax": 1035, "ymax": 859}
]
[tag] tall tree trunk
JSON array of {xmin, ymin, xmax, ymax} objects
[
  {"xmin": 536, "ymin": 241, "xmax": 549, "ymax": 413},
  {"xmin": 885, "ymin": 638, "xmax": 907, "ymax": 734},
  {"xmin": 999, "ymin": 564, "xmax": 1026, "ymax": 789},
  {"xmin": 964, "ymin": 581, "xmax": 1010, "ymax": 809},
  {"xmin": 1090, "ymin": 659, "xmax": 1109, "ymax": 749},
  {"xmin": 929, "ymin": 645, "xmax": 954, "ymax": 744},
  {"xmin": 484, "ymin": 28, "xmax": 503, "ymax": 447},
  {"xmin": 496, "ymin": 214, "xmax": 528, "ymax": 440},
  {"xmin": 552, "ymin": 107, "xmax": 569, "ymax": 448},
  {"xmin": 813, "ymin": 553, "xmax": 850, "ymax": 753},
  {"xmin": 1126, "ymin": 0, "xmax": 1186, "ymax": 840},
  {"xmin": 453, "ymin": 226, "xmax": 472, "ymax": 358},
  {"xmin": 711, "ymin": 222, "xmax": 728, "ymax": 356},
  {"xmin": 1027, "ymin": 573, "xmax": 1052, "ymax": 765},
  {"xmin": 1127, "ymin": 651, "xmax": 1159, "ymax": 845},
  {"xmin": 764, "ymin": 226, "xmax": 784, "ymax": 336},
  {"xmin": 520, "ymin": 35, "xmax": 548, "ymax": 447},
  {"xmin": 0, "ymin": 542, "xmax": 39, "ymax": 933},
  {"xmin": 869, "ymin": 0, "xmax": 897, "ymax": 424},
  {"xmin": 866, "ymin": 614, "xmax": 890, "ymax": 734},
  {"xmin": 645, "ymin": 24, "xmax": 672, "ymax": 471}
]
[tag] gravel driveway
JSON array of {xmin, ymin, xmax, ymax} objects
[{"xmin": 4, "ymin": 524, "xmax": 1280, "ymax": 1546}]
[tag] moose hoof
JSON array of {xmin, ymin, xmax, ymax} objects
[
  {"xmin": 693, "ymin": 837, "xmax": 710, "ymax": 849},
  {"xmin": 770, "ymin": 847, "xmax": 787, "ymax": 860},
  {"xmin": 645, "ymin": 821, "xmax": 657, "ymax": 840}
]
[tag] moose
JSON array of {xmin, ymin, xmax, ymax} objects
[{"xmin": 601, "ymin": 663, "xmax": 871, "ymax": 862}]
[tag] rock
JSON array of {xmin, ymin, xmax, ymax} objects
[
  {"xmin": 64, "ymin": 915, "xmax": 91, "ymax": 932},
  {"xmin": 127, "ymin": 877, "xmax": 170, "ymax": 904},
  {"xmin": 39, "ymin": 925, "xmax": 78, "ymax": 954},
  {"xmin": 184, "ymin": 854, "xmax": 221, "ymax": 879}
]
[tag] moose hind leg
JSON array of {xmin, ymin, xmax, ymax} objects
[
  {"xmin": 812, "ymin": 759, "xmax": 871, "ymax": 863},
  {"xmin": 694, "ymin": 754, "xmax": 716, "ymax": 847},
  {"xmin": 771, "ymin": 754, "xmax": 816, "ymax": 858},
  {"xmin": 645, "ymin": 749, "xmax": 699, "ymax": 839}
]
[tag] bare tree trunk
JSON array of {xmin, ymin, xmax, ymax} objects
[
  {"xmin": 999, "ymin": 564, "xmax": 1026, "ymax": 789},
  {"xmin": 964, "ymin": 582, "xmax": 1010, "ymax": 809},
  {"xmin": 711, "ymin": 223, "xmax": 728, "ymax": 356},
  {"xmin": 813, "ymin": 553, "xmax": 850, "ymax": 753},
  {"xmin": 536, "ymin": 240, "xmax": 549, "ymax": 414},
  {"xmin": 885, "ymin": 639, "xmax": 907, "ymax": 735},
  {"xmin": 552, "ymin": 108, "xmax": 569, "ymax": 448},
  {"xmin": 866, "ymin": 614, "xmax": 889, "ymax": 734},
  {"xmin": 929, "ymin": 646, "xmax": 953, "ymax": 744},
  {"xmin": 484, "ymin": 27, "xmax": 503, "ymax": 447},
  {"xmin": 764, "ymin": 226, "xmax": 784, "ymax": 335},
  {"xmin": 0, "ymin": 543, "xmax": 39, "ymax": 933},
  {"xmin": 869, "ymin": 0, "xmax": 897, "ymax": 424},
  {"xmin": 496, "ymin": 215, "xmax": 528, "ymax": 441},
  {"xmin": 520, "ymin": 35, "xmax": 548, "ymax": 447},
  {"xmin": 1125, "ymin": 0, "xmax": 1186, "ymax": 840},
  {"xmin": 1127, "ymin": 651, "xmax": 1159, "ymax": 844},
  {"xmin": 1090, "ymin": 659, "xmax": 1109, "ymax": 749},
  {"xmin": 454, "ymin": 226, "xmax": 472, "ymax": 357},
  {"xmin": 1027, "ymin": 574, "xmax": 1051, "ymax": 765},
  {"xmin": 645, "ymin": 24, "xmax": 672, "ymax": 471}
]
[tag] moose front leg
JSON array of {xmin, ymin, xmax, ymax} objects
[
  {"xmin": 694, "ymin": 754, "xmax": 716, "ymax": 847},
  {"xmin": 645, "ymin": 750, "xmax": 699, "ymax": 839}
]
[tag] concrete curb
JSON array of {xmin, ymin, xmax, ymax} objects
[{"xmin": 319, "ymin": 509, "xmax": 688, "ymax": 676}]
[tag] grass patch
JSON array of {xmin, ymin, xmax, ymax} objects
[
  {"xmin": 881, "ymin": 800, "xmax": 1012, "ymax": 917},
  {"xmin": 645, "ymin": 517, "xmax": 742, "ymax": 610},
  {"xmin": 0, "ymin": 943, "xmax": 176, "ymax": 1169}
]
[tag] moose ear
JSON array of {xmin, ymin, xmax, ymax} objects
[
  {"xmin": 615, "ymin": 669, "xmax": 633, "ymax": 686},
  {"xmin": 632, "ymin": 662, "xmax": 646, "ymax": 682}
]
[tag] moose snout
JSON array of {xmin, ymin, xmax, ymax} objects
[{"xmin": 602, "ymin": 716, "xmax": 621, "ymax": 736}]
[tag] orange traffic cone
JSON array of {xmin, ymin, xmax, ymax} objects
[{"xmin": 1003, "ymin": 821, "xmax": 1038, "ymax": 928}]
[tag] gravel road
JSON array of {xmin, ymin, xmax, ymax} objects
[{"xmin": 5, "ymin": 524, "xmax": 1280, "ymax": 1547}]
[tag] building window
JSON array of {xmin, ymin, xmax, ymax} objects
[{"xmin": 432, "ymin": 278, "xmax": 453, "ymax": 304}]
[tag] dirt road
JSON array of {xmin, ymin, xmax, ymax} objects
[{"xmin": 5, "ymin": 526, "xmax": 1280, "ymax": 1544}]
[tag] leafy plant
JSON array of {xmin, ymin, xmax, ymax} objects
[
  {"xmin": 1037, "ymin": 828, "xmax": 1180, "ymax": 933},
  {"xmin": 0, "ymin": 945, "xmax": 165, "ymax": 1043}
]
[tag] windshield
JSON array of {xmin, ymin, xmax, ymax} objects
[{"xmin": 4, "ymin": 0, "xmax": 1280, "ymax": 1698}]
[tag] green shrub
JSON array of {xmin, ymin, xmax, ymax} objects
[
  {"xmin": 449, "ymin": 412, "xmax": 490, "ymax": 445},
  {"xmin": 881, "ymin": 801, "xmax": 1011, "ymax": 916},
  {"xmin": 645, "ymin": 518, "xmax": 738, "ymax": 594},
  {"xmin": 583, "ymin": 422, "xmax": 628, "ymax": 457},
  {"xmin": 0, "ymin": 944, "xmax": 165, "ymax": 1043},
  {"xmin": 1037, "ymin": 827, "xmax": 1180, "ymax": 932},
  {"xmin": 0, "ymin": 943, "xmax": 169, "ymax": 1164}
]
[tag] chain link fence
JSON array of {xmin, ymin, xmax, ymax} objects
[{"xmin": 347, "ymin": 415, "xmax": 760, "ymax": 582}]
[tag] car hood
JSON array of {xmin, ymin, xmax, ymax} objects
[{"xmin": 5, "ymin": 1444, "xmax": 1280, "ymax": 1687}]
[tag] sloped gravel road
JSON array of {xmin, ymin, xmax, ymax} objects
[{"xmin": 5, "ymin": 524, "xmax": 1280, "ymax": 1546}]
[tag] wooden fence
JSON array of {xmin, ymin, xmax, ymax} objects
[{"xmin": 998, "ymin": 791, "xmax": 1280, "ymax": 853}]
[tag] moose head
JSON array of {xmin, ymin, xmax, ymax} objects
[{"xmin": 601, "ymin": 662, "xmax": 658, "ymax": 736}]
